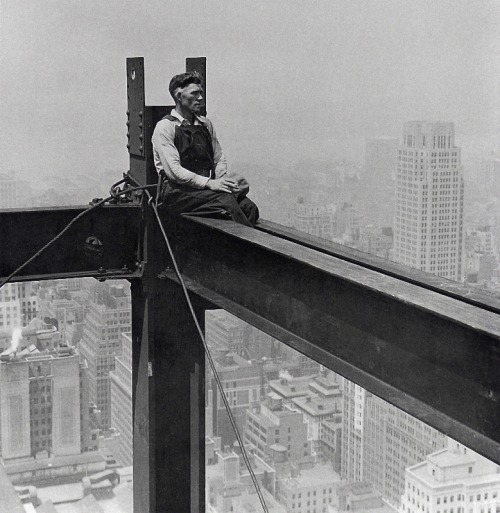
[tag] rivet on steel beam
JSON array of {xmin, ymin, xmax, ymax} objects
[
  {"xmin": 126, "ymin": 144, "xmax": 130, "ymax": 149},
  {"xmin": 126, "ymin": 110, "xmax": 130, "ymax": 116},
  {"xmin": 139, "ymin": 111, "xmax": 143, "ymax": 117},
  {"xmin": 139, "ymin": 123, "xmax": 143, "ymax": 128},
  {"xmin": 139, "ymin": 134, "xmax": 143, "ymax": 140},
  {"xmin": 126, "ymin": 121, "xmax": 130, "ymax": 127},
  {"xmin": 127, "ymin": 132, "xmax": 130, "ymax": 138},
  {"xmin": 139, "ymin": 145, "xmax": 143, "ymax": 151}
]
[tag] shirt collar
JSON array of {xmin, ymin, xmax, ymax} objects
[{"xmin": 170, "ymin": 108, "xmax": 202, "ymax": 125}]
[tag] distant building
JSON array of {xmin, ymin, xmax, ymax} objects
[
  {"xmin": 400, "ymin": 440, "xmax": 500, "ymax": 513},
  {"xmin": 269, "ymin": 375, "xmax": 313, "ymax": 403},
  {"xmin": 206, "ymin": 444, "xmax": 283, "ymax": 513},
  {"xmin": 331, "ymin": 481, "xmax": 397, "ymax": 513},
  {"xmin": 0, "ymin": 345, "xmax": 103, "ymax": 484},
  {"xmin": 465, "ymin": 225, "xmax": 498, "ymax": 285},
  {"xmin": 340, "ymin": 378, "xmax": 366, "ymax": 483},
  {"xmin": 0, "ymin": 317, "xmax": 63, "ymax": 354},
  {"xmin": 0, "ymin": 282, "xmax": 39, "ymax": 331},
  {"xmin": 245, "ymin": 393, "xmax": 311, "ymax": 464},
  {"xmin": 393, "ymin": 121, "xmax": 465, "ymax": 281},
  {"xmin": 363, "ymin": 394, "xmax": 447, "ymax": 507},
  {"xmin": 291, "ymin": 376, "xmax": 343, "ymax": 462},
  {"xmin": 42, "ymin": 297, "xmax": 84, "ymax": 342},
  {"xmin": 294, "ymin": 201, "xmax": 335, "ymax": 240},
  {"xmin": 276, "ymin": 462, "xmax": 343, "ymax": 513},
  {"xmin": 209, "ymin": 352, "xmax": 262, "ymax": 445},
  {"xmin": 206, "ymin": 309, "xmax": 242, "ymax": 354},
  {"xmin": 349, "ymin": 226, "xmax": 393, "ymax": 260},
  {"xmin": 110, "ymin": 332, "xmax": 132, "ymax": 467},
  {"xmin": 79, "ymin": 284, "xmax": 131, "ymax": 431}
]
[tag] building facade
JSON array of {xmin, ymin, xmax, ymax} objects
[
  {"xmin": 245, "ymin": 393, "xmax": 310, "ymax": 463},
  {"xmin": 394, "ymin": 122, "xmax": 465, "ymax": 281},
  {"xmin": 110, "ymin": 331, "xmax": 132, "ymax": 467},
  {"xmin": 78, "ymin": 284, "xmax": 131, "ymax": 431},
  {"xmin": 0, "ymin": 345, "xmax": 101, "ymax": 484},
  {"xmin": 400, "ymin": 441, "xmax": 500, "ymax": 513}
]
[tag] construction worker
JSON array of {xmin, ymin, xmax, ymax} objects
[{"xmin": 152, "ymin": 72, "xmax": 259, "ymax": 227}]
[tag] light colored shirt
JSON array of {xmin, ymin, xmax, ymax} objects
[{"xmin": 152, "ymin": 108, "xmax": 227, "ymax": 189}]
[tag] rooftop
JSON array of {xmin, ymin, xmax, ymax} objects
[
  {"xmin": 408, "ymin": 448, "xmax": 500, "ymax": 487},
  {"xmin": 280, "ymin": 463, "xmax": 341, "ymax": 489},
  {"xmin": 292, "ymin": 395, "xmax": 341, "ymax": 416}
]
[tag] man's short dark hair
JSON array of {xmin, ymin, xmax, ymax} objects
[{"xmin": 168, "ymin": 72, "xmax": 202, "ymax": 100}]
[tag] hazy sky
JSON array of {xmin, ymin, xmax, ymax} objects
[{"xmin": 1, "ymin": 0, "xmax": 499, "ymax": 182}]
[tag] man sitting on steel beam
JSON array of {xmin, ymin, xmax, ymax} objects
[{"xmin": 152, "ymin": 71, "xmax": 259, "ymax": 227}]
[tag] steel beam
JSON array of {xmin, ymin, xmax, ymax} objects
[
  {"xmin": 132, "ymin": 209, "xmax": 210, "ymax": 513},
  {"xmin": 258, "ymin": 219, "xmax": 500, "ymax": 313},
  {"xmin": 161, "ymin": 214, "xmax": 500, "ymax": 464},
  {"xmin": 0, "ymin": 205, "xmax": 142, "ymax": 282}
]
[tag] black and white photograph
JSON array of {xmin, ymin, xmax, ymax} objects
[{"xmin": 0, "ymin": 1, "xmax": 499, "ymax": 512}]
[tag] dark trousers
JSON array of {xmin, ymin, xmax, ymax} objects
[{"xmin": 161, "ymin": 186, "xmax": 259, "ymax": 227}]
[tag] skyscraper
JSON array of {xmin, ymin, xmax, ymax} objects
[
  {"xmin": 394, "ymin": 122, "xmax": 465, "ymax": 281},
  {"xmin": 0, "ymin": 345, "xmax": 103, "ymax": 484},
  {"xmin": 337, "ymin": 372, "xmax": 447, "ymax": 507},
  {"xmin": 79, "ymin": 284, "xmax": 131, "ymax": 431}
]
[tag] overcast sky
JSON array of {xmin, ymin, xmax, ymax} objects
[{"xmin": 0, "ymin": 0, "xmax": 499, "ymax": 182}]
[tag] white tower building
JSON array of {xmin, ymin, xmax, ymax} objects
[{"xmin": 394, "ymin": 122, "xmax": 465, "ymax": 281}]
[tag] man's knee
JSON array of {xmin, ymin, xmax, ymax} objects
[{"xmin": 238, "ymin": 197, "xmax": 259, "ymax": 225}]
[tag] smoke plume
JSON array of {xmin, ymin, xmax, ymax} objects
[{"xmin": 10, "ymin": 328, "xmax": 22, "ymax": 353}]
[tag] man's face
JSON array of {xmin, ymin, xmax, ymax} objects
[{"xmin": 176, "ymin": 83, "xmax": 204, "ymax": 114}]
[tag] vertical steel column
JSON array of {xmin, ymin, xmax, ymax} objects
[{"xmin": 128, "ymin": 57, "xmax": 210, "ymax": 512}]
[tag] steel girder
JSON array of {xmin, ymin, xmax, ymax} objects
[
  {"xmin": 161, "ymin": 214, "xmax": 500, "ymax": 465},
  {"xmin": 0, "ymin": 205, "xmax": 142, "ymax": 282}
]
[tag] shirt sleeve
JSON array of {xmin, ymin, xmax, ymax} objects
[
  {"xmin": 205, "ymin": 119, "xmax": 227, "ymax": 179},
  {"xmin": 152, "ymin": 120, "xmax": 211, "ymax": 189}
]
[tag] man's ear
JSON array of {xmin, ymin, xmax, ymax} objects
[{"xmin": 175, "ymin": 90, "xmax": 182, "ymax": 102}]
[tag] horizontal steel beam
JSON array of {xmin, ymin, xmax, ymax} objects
[
  {"xmin": 0, "ymin": 205, "xmax": 142, "ymax": 282},
  {"xmin": 258, "ymin": 220, "xmax": 500, "ymax": 313},
  {"xmin": 161, "ymin": 214, "xmax": 500, "ymax": 464}
]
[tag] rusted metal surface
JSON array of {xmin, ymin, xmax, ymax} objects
[
  {"xmin": 0, "ymin": 205, "xmax": 141, "ymax": 281},
  {"xmin": 162, "ymin": 214, "xmax": 500, "ymax": 464}
]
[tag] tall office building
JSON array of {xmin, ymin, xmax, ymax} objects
[
  {"xmin": 110, "ymin": 331, "xmax": 133, "ymax": 467},
  {"xmin": 340, "ymin": 378, "xmax": 366, "ymax": 483},
  {"xmin": 0, "ymin": 345, "xmax": 102, "ymax": 484},
  {"xmin": 394, "ymin": 122, "xmax": 465, "ymax": 281},
  {"xmin": 337, "ymin": 371, "xmax": 447, "ymax": 507},
  {"xmin": 363, "ymin": 394, "xmax": 447, "ymax": 507},
  {"xmin": 400, "ymin": 440, "xmax": 500, "ymax": 513},
  {"xmin": 79, "ymin": 284, "xmax": 131, "ymax": 431},
  {"xmin": 209, "ymin": 352, "xmax": 261, "ymax": 445},
  {"xmin": 244, "ymin": 392, "xmax": 310, "ymax": 463},
  {"xmin": 0, "ymin": 282, "xmax": 38, "ymax": 331}
]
